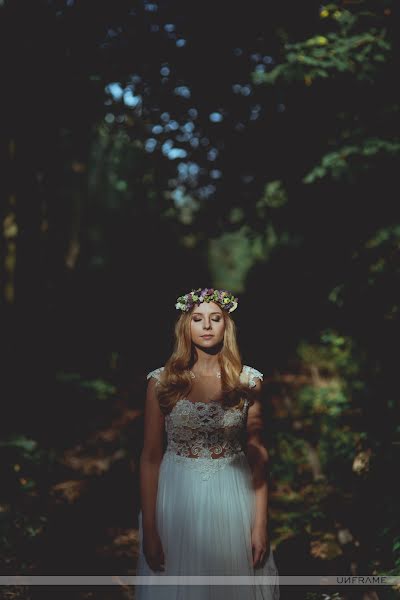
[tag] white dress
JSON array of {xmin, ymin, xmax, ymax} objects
[{"xmin": 135, "ymin": 365, "xmax": 280, "ymax": 600}]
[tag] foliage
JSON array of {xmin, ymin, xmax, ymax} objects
[
  {"xmin": 305, "ymin": 593, "xmax": 344, "ymax": 600},
  {"xmin": 253, "ymin": 4, "xmax": 391, "ymax": 85},
  {"xmin": 298, "ymin": 329, "xmax": 367, "ymax": 384},
  {"xmin": 0, "ymin": 435, "xmax": 49, "ymax": 571},
  {"xmin": 0, "ymin": 435, "xmax": 46, "ymax": 500},
  {"xmin": 303, "ymin": 137, "xmax": 400, "ymax": 183},
  {"xmin": 295, "ymin": 329, "xmax": 369, "ymax": 481},
  {"xmin": 328, "ymin": 224, "xmax": 400, "ymax": 318},
  {"xmin": 272, "ymin": 431, "xmax": 311, "ymax": 484},
  {"xmin": 254, "ymin": 1, "xmax": 399, "ymax": 186},
  {"xmin": 55, "ymin": 371, "xmax": 117, "ymax": 401}
]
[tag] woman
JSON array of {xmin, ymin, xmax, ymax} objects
[{"xmin": 135, "ymin": 288, "xmax": 280, "ymax": 599}]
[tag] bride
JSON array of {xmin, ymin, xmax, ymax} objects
[{"xmin": 135, "ymin": 287, "xmax": 280, "ymax": 599}]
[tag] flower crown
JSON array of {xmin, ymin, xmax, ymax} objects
[{"xmin": 175, "ymin": 287, "xmax": 238, "ymax": 313}]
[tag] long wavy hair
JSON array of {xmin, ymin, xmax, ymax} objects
[{"xmin": 156, "ymin": 306, "xmax": 257, "ymax": 414}]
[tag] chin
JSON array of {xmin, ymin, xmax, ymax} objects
[{"xmin": 198, "ymin": 338, "xmax": 220, "ymax": 347}]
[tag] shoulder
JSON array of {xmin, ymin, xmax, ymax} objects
[
  {"xmin": 240, "ymin": 365, "xmax": 264, "ymax": 388},
  {"xmin": 146, "ymin": 366, "xmax": 165, "ymax": 384}
]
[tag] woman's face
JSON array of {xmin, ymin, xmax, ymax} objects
[{"xmin": 190, "ymin": 301, "xmax": 225, "ymax": 348}]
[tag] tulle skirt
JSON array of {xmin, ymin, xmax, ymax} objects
[{"xmin": 135, "ymin": 449, "xmax": 280, "ymax": 599}]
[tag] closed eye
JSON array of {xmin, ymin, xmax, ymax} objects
[{"xmin": 193, "ymin": 317, "xmax": 221, "ymax": 322}]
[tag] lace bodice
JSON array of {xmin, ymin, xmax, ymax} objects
[{"xmin": 146, "ymin": 365, "xmax": 263, "ymax": 480}]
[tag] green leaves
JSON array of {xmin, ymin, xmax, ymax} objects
[
  {"xmin": 55, "ymin": 371, "xmax": 117, "ymax": 401},
  {"xmin": 253, "ymin": 3, "xmax": 391, "ymax": 87},
  {"xmin": 256, "ymin": 180, "xmax": 288, "ymax": 213},
  {"xmin": 302, "ymin": 137, "xmax": 400, "ymax": 183}
]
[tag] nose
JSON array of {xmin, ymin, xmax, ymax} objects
[{"xmin": 203, "ymin": 319, "xmax": 212, "ymax": 330}]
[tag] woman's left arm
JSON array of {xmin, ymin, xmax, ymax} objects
[{"xmin": 246, "ymin": 378, "xmax": 270, "ymax": 566}]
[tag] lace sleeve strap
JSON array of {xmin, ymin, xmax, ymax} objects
[
  {"xmin": 241, "ymin": 365, "xmax": 263, "ymax": 388},
  {"xmin": 146, "ymin": 366, "xmax": 165, "ymax": 384}
]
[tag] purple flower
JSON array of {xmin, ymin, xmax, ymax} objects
[{"xmin": 176, "ymin": 287, "xmax": 239, "ymax": 314}]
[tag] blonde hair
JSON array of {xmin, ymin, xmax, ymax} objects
[{"xmin": 156, "ymin": 307, "xmax": 256, "ymax": 414}]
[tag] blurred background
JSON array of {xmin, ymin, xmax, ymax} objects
[{"xmin": 0, "ymin": 1, "xmax": 399, "ymax": 599}]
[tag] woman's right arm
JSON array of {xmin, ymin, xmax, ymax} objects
[{"xmin": 139, "ymin": 376, "xmax": 165, "ymax": 537}]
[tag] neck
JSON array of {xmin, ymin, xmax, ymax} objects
[{"xmin": 192, "ymin": 344, "xmax": 221, "ymax": 373}]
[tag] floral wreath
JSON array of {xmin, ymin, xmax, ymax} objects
[{"xmin": 175, "ymin": 287, "xmax": 238, "ymax": 313}]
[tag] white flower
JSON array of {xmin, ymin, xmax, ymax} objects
[
  {"xmin": 176, "ymin": 302, "xmax": 187, "ymax": 310},
  {"xmin": 229, "ymin": 301, "xmax": 238, "ymax": 312}
]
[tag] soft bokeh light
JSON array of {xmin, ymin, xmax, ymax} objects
[{"xmin": 209, "ymin": 112, "xmax": 223, "ymax": 123}]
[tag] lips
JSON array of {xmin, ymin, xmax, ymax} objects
[{"xmin": 201, "ymin": 335, "xmax": 214, "ymax": 338}]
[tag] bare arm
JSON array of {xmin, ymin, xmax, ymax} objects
[
  {"xmin": 139, "ymin": 377, "xmax": 165, "ymax": 536},
  {"xmin": 246, "ymin": 378, "xmax": 269, "ymax": 529}
]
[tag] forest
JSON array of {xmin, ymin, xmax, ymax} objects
[{"xmin": 0, "ymin": 1, "xmax": 399, "ymax": 599}]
